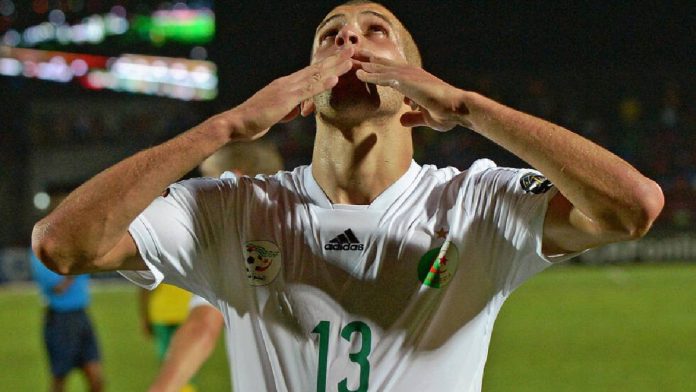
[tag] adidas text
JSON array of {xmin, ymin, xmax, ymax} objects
[{"xmin": 324, "ymin": 243, "xmax": 365, "ymax": 251}]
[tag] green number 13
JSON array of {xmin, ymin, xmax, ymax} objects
[{"xmin": 312, "ymin": 320, "xmax": 372, "ymax": 392}]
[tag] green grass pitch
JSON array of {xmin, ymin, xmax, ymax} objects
[{"xmin": 1, "ymin": 263, "xmax": 695, "ymax": 391}]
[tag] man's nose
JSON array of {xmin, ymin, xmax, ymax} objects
[{"xmin": 335, "ymin": 26, "xmax": 359, "ymax": 48}]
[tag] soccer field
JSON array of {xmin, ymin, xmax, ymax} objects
[{"xmin": 1, "ymin": 263, "xmax": 695, "ymax": 391}]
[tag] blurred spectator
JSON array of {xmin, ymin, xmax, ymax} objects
[
  {"xmin": 138, "ymin": 284, "xmax": 194, "ymax": 391},
  {"xmin": 616, "ymin": 96, "xmax": 646, "ymax": 163},
  {"xmin": 662, "ymin": 175, "xmax": 696, "ymax": 230}
]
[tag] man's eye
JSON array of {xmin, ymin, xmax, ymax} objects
[{"xmin": 368, "ymin": 25, "xmax": 387, "ymax": 35}]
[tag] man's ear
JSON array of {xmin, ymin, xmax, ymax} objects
[{"xmin": 301, "ymin": 100, "xmax": 316, "ymax": 117}]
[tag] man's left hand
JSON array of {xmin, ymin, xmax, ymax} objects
[{"xmin": 355, "ymin": 57, "xmax": 471, "ymax": 131}]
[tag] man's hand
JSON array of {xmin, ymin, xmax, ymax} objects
[
  {"xmin": 354, "ymin": 56, "xmax": 470, "ymax": 131},
  {"xmin": 218, "ymin": 47, "xmax": 355, "ymax": 142}
]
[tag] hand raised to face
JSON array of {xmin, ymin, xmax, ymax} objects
[
  {"xmin": 219, "ymin": 47, "xmax": 355, "ymax": 142},
  {"xmin": 354, "ymin": 56, "xmax": 471, "ymax": 132}
]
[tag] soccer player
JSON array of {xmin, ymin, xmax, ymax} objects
[
  {"xmin": 32, "ymin": 2, "xmax": 664, "ymax": 391},
  {"xmin": 148, "ymin": 141, "xmax": 284, "ymax": 392},
  {"xmin": 138, "ymin": 284, "xmax": 195, "ymax": 391}
]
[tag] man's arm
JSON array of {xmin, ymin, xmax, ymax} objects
[
  {"xmin": 356, "ymin": 57, "xmax": 664, "ymax": 252},
  {"xmin": 458, "ymin": 92, "xmax": 663, "ymax": 253},
  {"xmin": 148, "ymin": 305, "xmax": 224, "ymax": 392},
  {"xmin": 32, "ymin": 48, "xmax": 355, "ymax": 275}
]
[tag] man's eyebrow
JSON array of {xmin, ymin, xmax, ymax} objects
[
  {"xmin": 316, "ymin": 13, "xmax": 345, "ymax": 34},
  {"xmin": 361, "ymin": 10, "xmax": 394, "ymax": 28},
  {"xmin": 315, "ymin": 10, "xmax": 394, "ymax": 34}
]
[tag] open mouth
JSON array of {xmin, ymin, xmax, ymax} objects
[
  {"xmin": 330, "ymin": 51, "xmax": 378, "ymax": 97},
  {"xmin": 349, "ymin": 52, "xmax": 372, "ymax": 70}
]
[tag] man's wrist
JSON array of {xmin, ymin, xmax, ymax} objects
[
  {"xmin": 455, "ymin": 91, "xmax": 503, "ymax": 133},
  {"xmin": 453, "ymin": 90, "xmax": 476, "ymax": 130},
  {"xmin": 197, "ymin": 110, "xmax": 245, "ymax": 146}
]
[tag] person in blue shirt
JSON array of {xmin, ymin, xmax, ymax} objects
[{"xmin": 31, "ymin": 233, "xmax": 104, "ymax": 391}]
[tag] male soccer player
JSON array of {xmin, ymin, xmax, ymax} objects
[{"xmin": 33, "ymin": 2, "xmax": 664, "ymax": 391}]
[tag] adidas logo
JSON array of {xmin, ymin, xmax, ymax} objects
[{"xmin": 324, "ymin": 229, "xmax": 364, "ymax": 251}]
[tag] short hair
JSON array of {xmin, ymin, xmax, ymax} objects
[
  {"xmin": 199, "ymin": 140, "xmax": 284, "ymax": 178},
  {"xmin": 319, "ymin": 1, "xmax": 422, "ymax": 67}
]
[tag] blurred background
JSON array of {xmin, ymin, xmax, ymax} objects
[{"xmin": 0, "ymin": 1, "xmax": 694, "ymax": 391}]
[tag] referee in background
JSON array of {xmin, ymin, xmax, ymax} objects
[{"xmin": 30, "ymin": 187, "xmax": 104, "ymax": 392}]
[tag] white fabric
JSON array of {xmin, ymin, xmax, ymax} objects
[
  {"xmin": 188, "ymin": 294, "xmax": 213, "ymax": 311},
  {"xmin": 121, "ymin": 159, "xmax": 574, "ymax": 392}
]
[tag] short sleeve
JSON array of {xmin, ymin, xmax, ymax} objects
[
  {"xmin": 463, "ymin": 164, "xmax": 579, "ymax": 293},
  {"xmin": 119, "ymin": 177, "xmax": 239, "ymax": 297},
  {"xmin": 189, "ymin": 294, "xmax": 214, "ymax": 310}
]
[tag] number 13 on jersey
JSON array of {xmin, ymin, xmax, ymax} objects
[{"xmin": 312, "ymin": 320, "xmax": 372, "ymax": 392}]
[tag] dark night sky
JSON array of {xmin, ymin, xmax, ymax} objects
[
  {"xmin": 211, "ymin": 1, "xmax": 695, "ymax": 106},
  {"xmin": 1, "ymin": 1, "xmax": 693, "ymax": 107}
]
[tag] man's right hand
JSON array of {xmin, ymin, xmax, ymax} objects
[
  {"xmin": 32, "ymin": 48, "xmax": 355, "ymax": 275},
  {"xmin": 214, "ymin": 47, "xmax": 355, "ymax": 142}
]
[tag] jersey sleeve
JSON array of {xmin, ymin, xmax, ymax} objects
[
  {"xmin": 119, "ymin": 177, "xmax": 239, "ymax": 298},
  {"xmin": 188, "ymin": 294, "xmax": 214, "ymax": 310},
  {"xmin": 463, "ymin": 163, "xmax": 579, "ymax": 293}
]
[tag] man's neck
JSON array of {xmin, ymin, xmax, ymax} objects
[{"xmin": 311, "ymin": 114, "xmax": 414, "ymax": 205}]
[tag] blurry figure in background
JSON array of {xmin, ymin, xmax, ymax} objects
[
  {"xmin": 616, "ymin": 96, "xmax": 645, "ymax": 163},
  {"xmin": 30, "ymin": 187, "xmax": 104, "ymax": 392},
  {"xmin": 148, "ymin": 140, "xmax": 284, "ymax": 392},
  {"xmin": 198, "ymin": 138, "xmax": 285, "ymax": 179},
  {"xmin": 138, "ymin": 284, "xmax": 193, "ymax": 391},
  {"xmin": 663, "ymin": 175, "xmax": 695, "ymax": 229}
]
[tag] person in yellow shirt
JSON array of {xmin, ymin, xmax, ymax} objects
[{"xmin": 138, "ymin": 284, "xmax": 193, "ymax": 391}]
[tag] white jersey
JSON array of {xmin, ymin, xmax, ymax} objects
[
  {"xmin": 188, "ymin": 293, "xmax": 214, "ymax": 310},
  {"xmin": 121, "ymin": 159, "xmax": 572, "ymax": 392}
]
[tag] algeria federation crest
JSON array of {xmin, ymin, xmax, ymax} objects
[
  {"xmin": 417, "ymin": 241, "xmax": 460, "ymax": 288},
  {"xmin": 243, "ymin": 240, "xmax": 282, "ymax": 286}
]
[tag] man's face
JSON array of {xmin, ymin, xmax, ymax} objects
[
  {"xmin": 312, "ymin": 3, "xmax": 407, "ymax": 65},
  {"xmin": 311, "ymin": 3, "xmax": 409, "ymax": 121}
]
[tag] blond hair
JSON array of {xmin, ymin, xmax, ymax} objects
[{"xmin": 200, "ymin": 140, "xmax": 284, "ymax": 178}]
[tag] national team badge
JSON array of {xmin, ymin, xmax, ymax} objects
[
  {"xmin": 520, "ymin": 173, "xmax": 553, "ymax": 194},
  {"xmin": 417, "ymin": 241, "xmax": 460, "ymax": 288},
  {"xmin": 243, "ymin": 240, "xmax": 282, "ymax": 286}
]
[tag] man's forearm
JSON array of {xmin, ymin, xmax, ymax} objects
[
  {"xmin": 32, "ymin": 49, "xmax": 355, "ymax": 275},
  {"xmin": 32, "ymin": 115, "xmax": 235, "ymax": 274},
  {"xmin": 148, "ymin": 307, "xmax": 224, "ymax": 392},
  {"xmin": 458, "ymin": 91, "xmax": 663, "ymax": 237}
]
